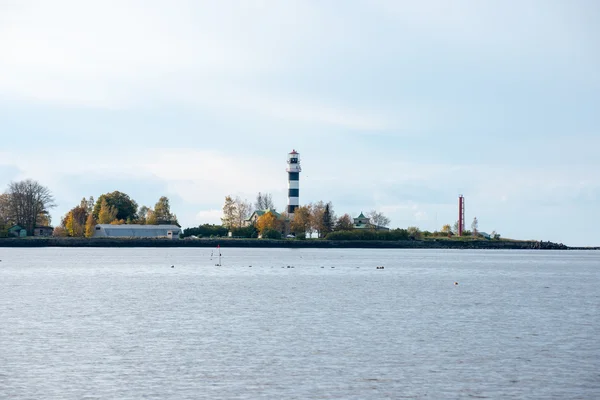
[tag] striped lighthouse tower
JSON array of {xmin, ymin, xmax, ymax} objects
[{"xmin": 286, "ymin": 149, "xmax": 301, "ymax": 218}]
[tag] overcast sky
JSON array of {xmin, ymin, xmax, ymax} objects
[{"xmin": 0, "ymin": 0, "xmax": 598, "ymax": 245}]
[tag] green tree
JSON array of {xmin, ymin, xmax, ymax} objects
[
  {"xmin": 98, "ymin": 199, "xmax": 118, "ymax": 224},
  {"xmin": 154, "ymin": 196, "xmax": 177, "ymax": 224},
  {"xmin": 334, "ymin": 213, "xmax": 354, "ymax": 231},
  {"xmin": 93, "ymin": 191, "xmax": 138, "ymax": 222},
  {"xmin": 453, "ymin": 221, "xmax": 459, "ymax": 235},
  {"xmin": 262, "ymin": 228, "xmax": 282, "ymax": 239},
  {"xmin": 322, "ymin": 203, "xmax": 334, "ymax": 236}
]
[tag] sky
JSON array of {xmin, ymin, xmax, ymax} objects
[{"xmin": 0, "ymin": 0, "xmax": 598, "ymax": 246}]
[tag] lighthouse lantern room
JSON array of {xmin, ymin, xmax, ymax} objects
[{"xmin": 286, "ymin": 149, "xmax": 301, "ymax": 217}]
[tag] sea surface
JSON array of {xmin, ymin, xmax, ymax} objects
[{"xmin": 0, "ymin": 248, "xmax": 598, "ymax": 399}]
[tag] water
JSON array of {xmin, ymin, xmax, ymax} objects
[{"xmin": 0, "ymin": 248, "xmax": 599, "ymax": 399}]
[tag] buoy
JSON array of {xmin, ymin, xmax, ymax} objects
[
  {"xmin": 171, "ymin": 265, "xmax": 174, "ymax": 268},
  {"xmin": 454, "ymin": 282, "xmax": 458, "ymax": 285}
]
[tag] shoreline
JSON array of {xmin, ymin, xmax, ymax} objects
[{"xmin": 0, "ymin": 237, "xmax": 594, "ymax": 250}]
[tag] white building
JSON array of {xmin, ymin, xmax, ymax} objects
[{"xmin": 93, "ymin": 224, "xmax": 181, "ymax": 239}]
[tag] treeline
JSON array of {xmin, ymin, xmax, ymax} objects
[
  {"xmin": 219, "ymin": 192, "xmax": 392, "ymax": 239},
  {"xmin": 0, "ymin": 178, "xmax": 180, "ymax": 238},
  {"xmin": 55, "ymin": 191, "xmax": 179, "ymax": 237}
]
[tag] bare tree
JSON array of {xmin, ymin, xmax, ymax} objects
[
  {"xmin": 0, "ymin": 193, "xmax": 12, "ymax": 226},
  {"xmin": 311, "ymin": 201, "xmax": 326, "ymax": 238},
  {"xmin": 234, "ymin": 197, "xmax": 252, "ymax": 228},
  {"xmin": 255, "ymin": 192, "xmax": 275, "ymax": 211},
  {"xmin": 366, "ymin": 210, "xmax": 390, "ymax": 229},
  {"xmin": 221, "ymin": 196, "xmax": 236, "ymax": 229},
  {"xmin": 471, "ymin": 217, "xmax": 479, "ymax": 236},
  {"xmin": 6, "ymin": 179, "xmax": 56, "ymax": 235}
]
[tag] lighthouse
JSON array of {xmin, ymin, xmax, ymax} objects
[{"xmin": 286, "ymin": 149, "xmax": 301, "ymax": 217}]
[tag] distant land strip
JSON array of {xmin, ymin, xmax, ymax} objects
[{"xmin": 0, "ymin": 238, "xmax": 597, "ymax": 250}]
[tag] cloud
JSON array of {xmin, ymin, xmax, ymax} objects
[
  {"xmin": 0, "ymin": 1, "xmax": 394, "ymax": 130},
  {"xmin": 195, "ymin": 209, "xmax": 222, "ymax": 225}
]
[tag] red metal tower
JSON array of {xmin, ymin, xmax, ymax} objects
[{"xmin": 458, "ymin": 195, "xmax": 465, "ymax": 236}]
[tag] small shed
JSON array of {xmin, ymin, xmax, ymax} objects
[
  {"xmin": 8, "ymin": 225, "xmax": 27, "ymax": 237},
  {"xmin": 34, "ymin": 226, "xmax": 54, "ymax": 237}
]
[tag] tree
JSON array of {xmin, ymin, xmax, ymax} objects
[
  {"xmin": 322, "ymin": 203, "xmax": 334, "ymax": 236},
  {"xmin": 221, "ymin": 196, "xmax": 236, "ymax": 229},
  {"xmin": 86, "ymin": 196, "xmax": 95, "ymax": 214},
  {"xmin": 441, "ymin": 224, "xmax": 452, "ymax": 234},
  {"xmin": 234, "ymin": 197, "xmax": 252, "ymax": 228},
  {"xmin": 255, "ymin": 192, "xmax": 275, "ymax": 211},
  {"xmin": 37, "ymin": 211, "xmax": 51, "ymax": 227},
  {"xmin": 63, "ymin": 205, "xmax": 87, "ymax": 237},
  {"xmin": 262, "ymin": 228, "xmax": 282, "ymax": 239},
  {"xmin": 85, "ymin": 213, "xmax": 96, "ymax": 238},
  {"xmin": 93, "ymin": 191, "xmax": 138, "ymax": 222},
  {"xmin": 53, "ymin": 226, "xmax": 68, "ymax": 237},
  {"xmin": 366, "ymin": 210, "xmax": 390, "ymax": 229},
  {"xmin": 137, "ymin": 205, "xmax": 149, "ymax": 224},
  {"xmin": 146, "ymin": 209, "xmax": 157, "ymax": 225},
  {"xmin": 290, "ymin": 204, "xmax": 312, "ymax": 236},
  {"xmin": 0, "ymin": 193, "xmax": 12, "ymax": 226},
  {"xmin": 334, "ymin": 213, "xmax": 354, "ymax": 231},
  {"xmin": 311, "ymin": 201, "xmax": 327, "ymax": 238},
  {"xmin": 453, "ymin": 221, "xmax": 459, "ymax": 235},
  {"xmin": 154, "ymin": 196, "xmax": 177, "ymax": 224},
  {"xmin": 407, "ymin": 226, "xmax": 422, "ymax": 240},
  {"xmin": 256, "ymin": 211, "xmax": 278, "ymax": 235},
  {"xmin": 5, "ymin": 179, "xmax": 56, "ymax": 235},
  {"xmin": 98, "ymin": 199, "xmax": 118, "ymax": 224},
  {"xmin": 471, "ymin": 217, "xmax": 479, "ymax": 236}
]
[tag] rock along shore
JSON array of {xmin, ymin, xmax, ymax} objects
[{"xmin": 0, "ymin": 237, "xmax": 588, "ymax": 250}]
